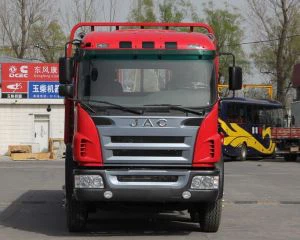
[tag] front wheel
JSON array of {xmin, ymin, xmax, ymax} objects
[
  {"xmin": 67, "ymin": 196, "xmax": 88, "ymax": 232},
  {"xmin": 65, "ymin": 144, "xmax": 88, "ymax": 232},
  {"xmin": 239, "ymin": 144, "xmax": 247, "ymax": 161},
  {"xmin": 193, "ymin": 199, "xmax": 222, "ymax": 232}
]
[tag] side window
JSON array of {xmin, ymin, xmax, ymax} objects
[
  {"xmin": 226, "ymin": 103, "xmax": 236, "ymax": 121},
  {"xmin": 239, "ymin": 104, "xmax": 246, "ymax": 123},
  {"xmin": 246, "ymin": 105, "xmax": 252, "ymax": 122},
  {"xmin": 258, "ymin": 107, "xmax": 271, "ymax": 125},
  {"xmin": 248, "ymin": 105, "xmax": 259, "ymax": 124},
  {"xmin": 226, "ymin": 103, "xmax": 245, "ymax": 123}
]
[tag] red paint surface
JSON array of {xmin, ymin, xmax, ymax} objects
[
  {"xmin": 81, "ymin": 30, "xmax": 216, "ymax": 50},
  {"xmin": 64, "ymin": 22, "xmax": 221, "ymax": 168},
  {"xmin": 193, "ymin": 103, "xmax": 222, "ymax": 167},
  {"xmin": 272, "ymin": 127, "xmax": 300, "ymax": 139},
  {"xmin": 67, "ymin": 22, "xmax": 215, "ymax": 56},
  {"xmin": 73, "ymin": 104, "xmax": 103, "ymax": 166}
]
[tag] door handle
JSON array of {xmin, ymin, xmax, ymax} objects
[{"xmin": 35, "ymin": 132, "xmax": 37, "ymax": 138}]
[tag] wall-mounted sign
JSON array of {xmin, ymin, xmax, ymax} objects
[
  {"xmin": 1, "ymin": 63, "xmax": 58, "ymax": 81},
  {"xmin": 28, "ymin": 82, "xmax": 61, "ymax": 99},
  {"xmin": 1, "ymin": 63, "xmax": 60, "ymax": 99}
]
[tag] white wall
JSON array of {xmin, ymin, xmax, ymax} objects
[{"xmin": 0, "ymin": 99, "xmax": 65, "ymax": 155}]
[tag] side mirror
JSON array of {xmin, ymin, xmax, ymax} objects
[
  {"xmin": 229, "ymin": 66, "xmax": 242, "ymax": 90},
  {"xmin": 59, "ymin": 57, "xmax": 74, "ymax": 84},
  {"xmin": 59, "ymin": 84, "xmax": 73, "ymax": 98}
]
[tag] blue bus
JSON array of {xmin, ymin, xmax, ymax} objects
[{"xmin": 219, "ymin": 97, "xmax": 284, "ymax": 160}]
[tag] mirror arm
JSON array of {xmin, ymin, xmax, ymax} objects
[
  {"xmin": 219, "ymin": 52, "xmax": 236, "ymax": 67},
  {"xmin": 64, "ymin": 39, "xmax": 82, "ymax": 57}
]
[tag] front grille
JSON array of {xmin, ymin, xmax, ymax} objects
[
  {"xmin": 113, "ymin": 149, "xmax": 182, "ymax": 157},
  {"xmin": 117, "ymin": 175, "xmax": 178, "ymax": 182},
  {"xmin": 111, "ymin": 136, "xmax": 184, "ymax": 143},
  {"xmin": 99, "ymin": 117, "xmax": 198, "ymax": 165}
]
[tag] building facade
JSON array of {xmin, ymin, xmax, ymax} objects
[{"xmin": 0, "ymin": 57, "xmax": 64, "ymax": 155}]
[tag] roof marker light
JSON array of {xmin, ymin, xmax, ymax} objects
[
  {"xmin": 188, "ymin": 44, "xmax": 205, "ymax": 50},
  {"xmin": 97, "ymin": 43, "xmax": 110, "ymax": 48}
]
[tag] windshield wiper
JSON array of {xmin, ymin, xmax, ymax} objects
[
  {"xmin": 144, "ymin": 104, "xmax": 204, "ymax": 116},
  {"xmin": 73, "ymin": 99, "xmax": 96, "ymax": 114},
  {"xmin": 84, "ymin": 100, "xmax": 142, "ymax": 115}
]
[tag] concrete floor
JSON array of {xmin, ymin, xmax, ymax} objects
[{"xmin": 0, "ymin": 157, "xmax": 299, "ymax": 240}]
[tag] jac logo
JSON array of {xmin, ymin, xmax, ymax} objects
[
  {"xmin": 9, "ymin": 65, "xmax": 28, "ymax": 78},
  {"xmin": 6, "ymin": 83, "xmax": 23, "ymax": 92},
  {"xmin": 130, "ymin": 119, "xmax": 167, "ymax": 127}
]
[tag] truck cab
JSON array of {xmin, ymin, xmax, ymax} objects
[{"xmin": 59, "ymin": 22, "xmax": 242, "ymax": 232}]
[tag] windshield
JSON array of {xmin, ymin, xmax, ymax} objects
[{"xmin": 78, "ymin": 50, "xmax": 216, "ymax": 108}]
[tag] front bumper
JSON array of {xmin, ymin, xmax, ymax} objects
[{"xmin": 73, "ymin": 169, "xmax": 221, "ymax": 202}]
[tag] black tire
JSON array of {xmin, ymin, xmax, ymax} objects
[
  {"xmin": 65, "ymin": 144, "xmax": 74, "ymax": 200},
  {"xmin": 198, "ymin": 199, "xmax": 222, "ymax": 233},
  {"xmin": 215, "ymin": 155, "xmax": 224, "ymax": 199},
  {"xmin": 239, "ymin": 143, "xmax": 247, "ymax": 161},
  {"xmin": 65, "ymin": 144, "xmax": 88, "ymax": 232},
  {"xmin": 190, "ymin": 211, "xmax": 199, "ymax": 222},
  {"xmin": 284, "ymin": 154, "xmax": 297, "ymax": 162},
  {"xmin": 67, "ymin": 197, "xmax": 88, "ymax": 232}
]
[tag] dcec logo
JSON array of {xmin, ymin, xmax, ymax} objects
[{"xmin": 9, "ymin": 65, "xmax": 28, "ymax": 78}]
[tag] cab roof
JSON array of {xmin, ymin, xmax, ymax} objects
[{"xmin": 81, "ymin": 29, "xmax": 216, "ymax": 51}]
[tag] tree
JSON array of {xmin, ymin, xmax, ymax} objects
[
  {"xmin": 30, "ymin": 20, "xmax": 66, "ymax": 62},
  {"xmin": 102, "ymin": 0, "xmax": 118, "ymax": 31},
  {"xmin": 0, "ymin": 0, "xmax": 51, "ymax": 59},
  {"xmin": 247, "ymin": 0, "xmax": 300, "ymax": 106},
  {"xmin": 193, "ymin": 2, "xmax": 247, "ymax": 83},
  {"xmin": 128, "ymin": 0, "xmax": 194, "ymax": 23},
  {"xmin": 61, "ymin": 0, "xmax": 97, "ymax": 33},
  {"xmin": 128, "ymin": 0, "xmax": 157, "ymax": 22},
  {"xmin": 103, "ymin": 0, "xmax": 117, "ymax": 22},
  {"xmin": 158, "ymin": 0, "xmax": 193, "ymax": 22},
  {"xmin": 61, "ymin": 0, "xmax": 119, "ymax": 34}
]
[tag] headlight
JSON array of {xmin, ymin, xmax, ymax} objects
[
  {"xmin": 74, "ymin": 175, "xmax": 104, "ymax": 189},
  {"xmin": 191, "ymin": 176, "xmax": 219, "ymax": 190}
]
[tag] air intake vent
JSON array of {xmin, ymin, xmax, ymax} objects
[
  {"xmin": 92, "ymin": 117, "xmax": 114, "ymax": 126},
  {"xmin": 117, "ymin": 175, "xmax": 178, "ymax": 182},
  {"xmin": 111, "ymin": 136, "xmax": 184, "ymax": 143},
  {"xmin": 119, "ymin": 41, "xmax": 132, "ymax": 48},
  {"xmin": 80, "ymin": 139, "xmax": 87, "ymax": 157},
  {"xmin": 165, "ymin": 42, "xmax": 177, "ymax": 49},
  {"xmin": 142, "ymin": 41, "xmax": 154, "ymax": 48},
  {"xmin": 113, "ymin": 150, "xmax": 182, "ymax": 157},
  {"xmin": 182, "ymin": 118, "xmax": 203, "ymax": 126},
  {"xmin": 209, "ymin": 140, "xmax": 214, "ymax": 158}
]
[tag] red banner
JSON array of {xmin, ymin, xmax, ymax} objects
[
  {"xmin": 2, "ymin": 81, "xmax": 28, "ymax": 93},
  {"xmin": 1, "ymin": 63, "xmax": 59, "ymax": 81}
]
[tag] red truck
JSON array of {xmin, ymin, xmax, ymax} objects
[
  {"xmin": 272, "ymin": 127, "xmax": 300, "ymax": 161},
  {"xmin": 59, "ymin": 22, "xmax": 242, "ymax": 232},
  {"xmin": 271, "ymin": 64, "xmax": 300, "ymax": 161}
]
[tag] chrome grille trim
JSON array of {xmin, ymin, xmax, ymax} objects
[{"xmin": 97, "ymin": 116, "xmax": 200, "ymax": 165}]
